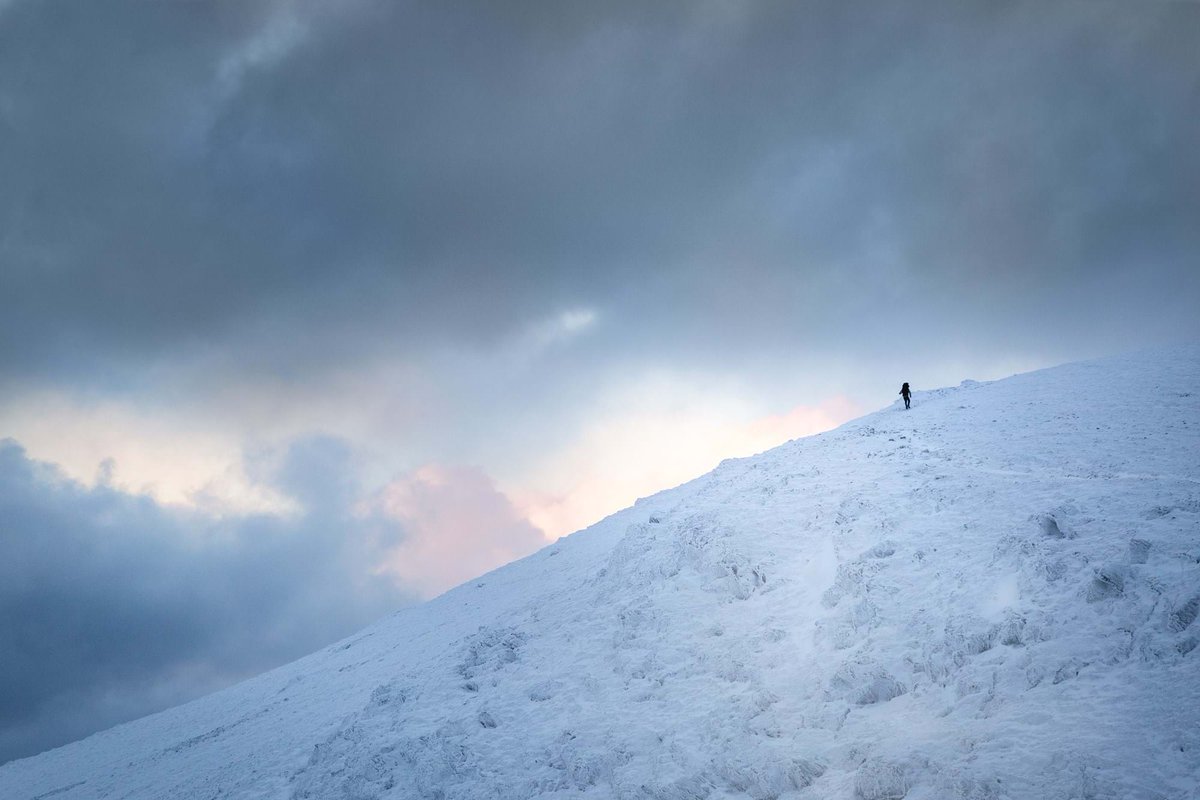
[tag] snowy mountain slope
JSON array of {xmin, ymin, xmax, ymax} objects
[{"xmin": 2, "ymin": 346, "xmax": 1198, "ymax": 800}]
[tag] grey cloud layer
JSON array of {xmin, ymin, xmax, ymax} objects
[
  {"xmin": 0, "ymin": 436, "xmax": 411, "ymax": 764},
  {"xmin": 3, "ymin": 0, "xmax": 1198, "ymax": 389},
  {"xmin": 2, "ymin": 0, "xmax": 1199, "ymax": 766}
]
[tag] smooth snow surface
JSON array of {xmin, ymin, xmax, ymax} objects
[{"xmin": 3, "ymin": 346, "xmax": 1199, "ymax": 799}]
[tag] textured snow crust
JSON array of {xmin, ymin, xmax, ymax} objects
[{"xmin": 2, "ymin": 346, "xmax": 1199, "ymax": 799}]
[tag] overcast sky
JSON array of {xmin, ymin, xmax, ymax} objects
[{"xmin": 1, "ymin": 0, "xmax": 1198, "ymax": 764}]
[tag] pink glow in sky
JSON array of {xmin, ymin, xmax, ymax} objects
[
  {"xmin": 509, "ymin": 396, "xmax": 861, "ymax": 544},
  {"xmin": 371, "ymin": 463, "xmax": 547, "ymax": 598},
  {"xmin": 356, "ymin": 396, "xmax": 861, "ymax": 599},
  {"xmin": 0, "ymin": 390, "xmax": 861, "ymax": 601}
]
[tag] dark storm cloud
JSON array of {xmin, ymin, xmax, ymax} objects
[
  {"xmin": 2, "ymin": 0, "xmax": 1198, "ymax": 387},
  {"xmin": 1, "ymin": 0, "xmax": 1198, "ymax": 767},
  {"xmin": 0, "ymin": 436, "xmax": 411, "ymax": 764}
]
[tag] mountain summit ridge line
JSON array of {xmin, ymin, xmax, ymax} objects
[{"xmin": 3, "ymin": 344, "xmax": 1198, "ymax": 799}]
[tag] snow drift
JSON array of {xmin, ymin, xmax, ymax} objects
[{"xmin": 2, "ymin": 346, "xmax": 1198, "ymax": 799}]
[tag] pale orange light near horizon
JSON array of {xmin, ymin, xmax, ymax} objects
[
  {"xmin": 365, "ymin": 395, "xmax": 862, "ymax": 599},
  {"xmin": 0, "ymin": 382, "xmax": 863, "ymax": 599},
  {"xmin": 0, "ymin": 392, "xmax": 297, "ymax": 515},
  {"xmin": 507, "ymin": 395, "xmax": 861, "ymax": 542}
]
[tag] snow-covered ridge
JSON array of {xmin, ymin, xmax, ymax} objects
[{"xmin": 2, "ymin": 345, "xmax": 1198, "ymax": 799}]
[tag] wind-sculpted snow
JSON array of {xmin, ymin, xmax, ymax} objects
[{"xmin": 2, "ymin": 345, "xmax": 1199, "ymax": 799}]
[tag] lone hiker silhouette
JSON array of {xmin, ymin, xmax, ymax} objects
[{"xmin": 900, "ymin": 382, "xmax": 912, "ymax": 410}]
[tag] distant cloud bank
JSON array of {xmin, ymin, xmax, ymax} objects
[{"xmin": 0, "ymin": 436, "xmax": 550, "ymax": 764}]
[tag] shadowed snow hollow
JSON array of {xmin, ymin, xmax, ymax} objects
[{"xmin": 2, "ymin": 345, "xmax": 1199, "ymax": 799}]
